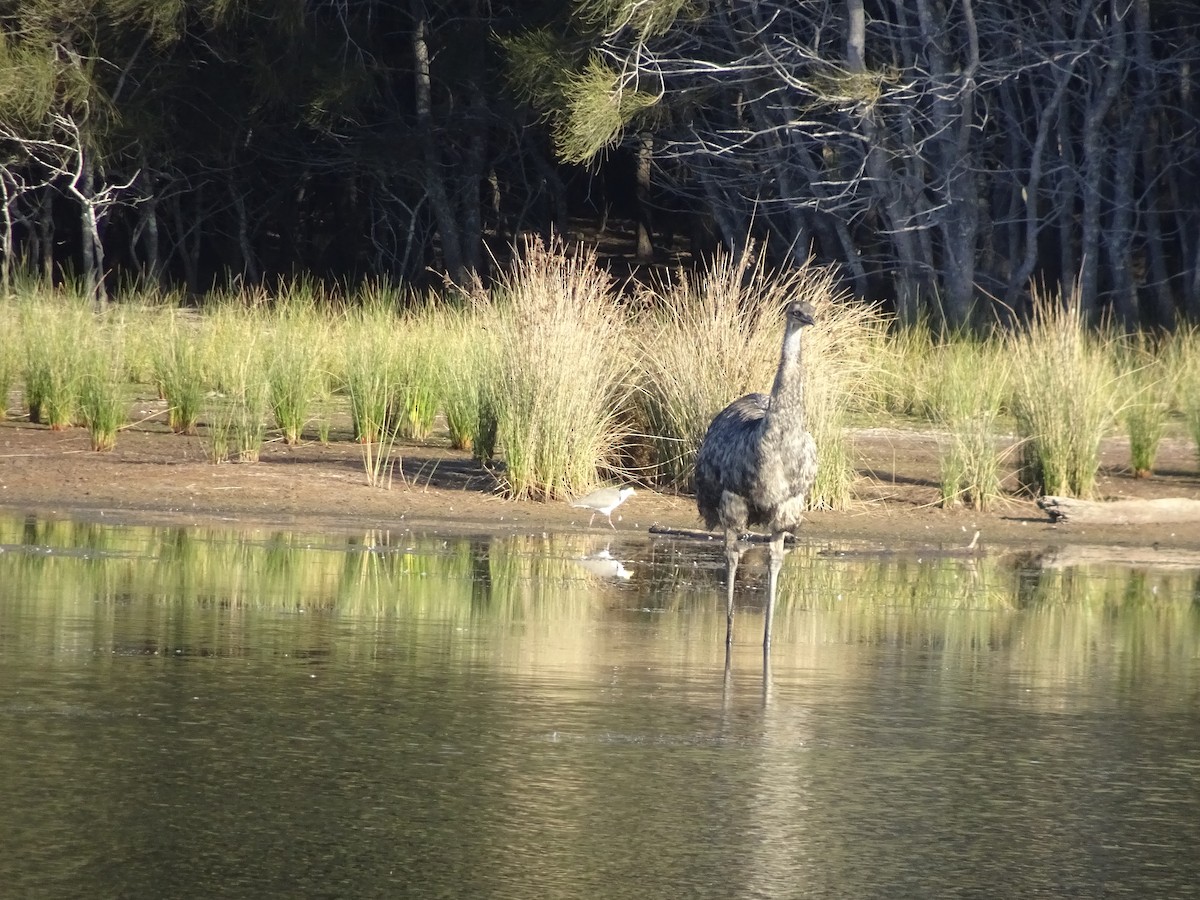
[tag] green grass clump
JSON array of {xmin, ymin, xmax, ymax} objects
[
  {"xmin": 0, "ymin": 301, "xmax": 17, "ymax": 419},
  {"xmin": 1164, "ymin": 327, "xmax": 1200, "ymax": 467},
  {"xmin": 340, "ymin": 304, "xmax": 396, "ymax": 446},
  {"xmin": 633, "ymin": 246, "xmax": 879, "ymax": 509},
  {"xmin": 204, "ymin": 341, "xmax": 269, "ymax": 464},
  {"xmin": 21, "ymin": 294, "xmax": 90, "ymax": 429},
  {"xmin": 437, "ymin": 307, "xmax": 496, "ymax": 455},
  {"xmin": 334, "ymin": 295, "xmax": 408, "ymax": 485},
  {"xmin": 184, "ymin": 299, "xmax": 270, "ymax": 463},
  {"xmin": 78, "ymin": 324, "xmax": 128, "ymax": 451},
  {"xmin": 267, "ymin": 313, "xmax": 329, "ymax": 445},
  {"xmin": 1114, "ymin": 337, "xmax": 1169, "ymax": 478},
  {"xmin": 154, "ymin": 314, "xmax": 206, "ymax": 435},
  {"xmin": 1008, "ymin": 291, "xmax": 1116, "ymax": 498},
  {"xmin": 391, "ymin": 307, "xmax": 442, "ymax": 441},
  {"xmin": 485, "ymin": 236, "xmax": 633, "ymax": 500},
  {"xmin": 926, "ymin": 339, "xmax": 1011, "ymax": 509}
]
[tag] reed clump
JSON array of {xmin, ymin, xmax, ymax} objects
[
  {"xmin": 1162, "ymin": 327, "xmax": 1200, "ymax": 467},
  {"xmin": 201, "ymin": 303, "xmax": 269, "ymax": 463},
  {"xmin": 391, "ymin": 306, "xmax": 443, "ymax": 441},
  {"xmin": 20, "ymin": 292, "xmax": 90, "ymax": 429},
  {"xmin": 1008, "ymin": 291, "xmax": 1117, "ymax": 498},
  {"xmin": 483, "ymin": 236, "xmax": 633, "ymax": 500},
  {"xmin": 340, "ymin": 301, "xmax": 397, "ymax": 446},
  {"xmin": 437, "ymin": 305, "xmax": 497, "ymax": 456},
  {"xmin": 925, "ymin": 339, "xmax": 1011, "ymax": 510},
  {"xmin": 266, "ymin": 302, "xmax": 331, "ymax": 445},
  {"xmin": 0, "ymin": 300, "xmax": 18, "ymax": 419},
  {"xmin": 78, "ymin": 321, "xmax": 129, "ymax": 451},
  {"xmin": 1113, "ymin": 336, "xmax": 1169, "ymax": 478},
  {"xmin": 633, "ymin": 246, "xmax": 880, "ymax": 509},
  {"xmin": 154, "ymin": 313, "xmax": 206, "ymax": 435}
]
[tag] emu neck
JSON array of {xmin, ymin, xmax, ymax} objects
[{"xmin": 764, "ymin": 325, "xmax": 806, "ymax": 431}]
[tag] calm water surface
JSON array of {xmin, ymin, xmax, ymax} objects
[{"xmin": 2, "ymin": 515, "xmax": 1199, "ymax": 898}]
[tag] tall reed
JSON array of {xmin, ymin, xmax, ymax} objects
[
  {"xmin": 1164, "ymin": 327, "xmax": 1200, "ymax": 466},
  {"xmin": 195, "ymin": 301, "xmax": 270, "ymax": 463},
  {"xmin": 21, "ymin": 293, "xmax": 90, "ymax": 429},
  {"xmin": 78, "ymin": 321, "xmax": 128, "ymax": 451},
  {"xmin": 154, "ymin": 313, "xmax": 206, "ymax": 435},
  {"xmin": 484, "ymin": 236, "xmax": 633, "ymax": 500},
  {"xmin": 926, "ymin": 339, "xmax": 1011, "ymax": 509},
  {"xmin": 437, "ymin": 306, "xmax": 496, "ymax": 454},
  {"xmin": 391, "ymin": 306, "xmax": 442, "ymax": 441},
  {"xmin": 0, "ymin": 299, "xmax": 16, "ymax": 419},
  {"xmin": 340, "ymin": 304, "xmax": 397, "ymax": 445},
  {"xmin": 1008, "ymin": 291, "xmax": 1117, "ymax": 497},
  {"xmin": 1113, "ymin": 336, "xmax": 1169, "ymax": 478},
  {"xmin": 267, "ymin": 312, "xmax": 329, "ymax": 445}
]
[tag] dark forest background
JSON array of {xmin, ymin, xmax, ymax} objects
[{"xmin": 3, "ymin": 0, "xmax": 1199, "ymax": 329}]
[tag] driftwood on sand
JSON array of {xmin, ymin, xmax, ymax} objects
[{"xmin": 1038, "ymin": 496, "xmax": 1200, "ymax": 525}]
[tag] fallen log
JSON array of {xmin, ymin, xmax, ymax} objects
[{"xmin": 1038, "ymin": 496, "xmax": 1200, "ymax": 525}]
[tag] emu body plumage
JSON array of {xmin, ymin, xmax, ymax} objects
[{"xmin": 695, "ymin": 300, "xmax": 818, "ymax": 654}]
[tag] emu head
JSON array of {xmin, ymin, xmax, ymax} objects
[{"xmin": 786, "ymin": 300, "xmax": 817, "ymax": 328}]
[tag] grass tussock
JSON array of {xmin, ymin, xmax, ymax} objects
[
  {"xmin": 154, "ymin": 313, "xmax": 206, "ymax": 435},
  {"xmin": 267, "ymin": 308, "xmax": 330, "ymax": 445},
  {"xmin": 78, "ymin": 321, "xmax": 129, "ymax": 451},
  {"xmin": 0, "ymin": 300, "xmax": 18, "ymax": 419},
  {"xmin": 340, "ymin": 303, "xmax": 397, "ymax": 446},
  {"xmin": 437, "ymin": 306, "xmax": 497, "ymax": 456},
  {"xmin": 633, "ymin": 246, "xmax": 882, "ymax": 509},
  {"xmin": 21, "ymin": 291, "xmax": 91, "ymax": 429},
  {"xmin": 1164, "ymin": 327, "xmax": 1200, "ymax": 466},
  {"xmin": 1113, "ymin": 336, "xmax": 1170, "ymax": 477},
  {"xmin": 484, "ymin": 236, "xmax": 633, "ymax": 500},
  {"xmin": 925, "ymin": 339, "xmax": 1012, "ymax": 509},
  {"xmin": 1008, "ymin": 290, "xmax": 1117, "ymax": 498},
  {"xmin": 204, "ymin": 309, "xmax": 269, "ymax": 464},
  {"xmin": 391, "ymin": 306, "xmax": 443, "ymax": 441}
]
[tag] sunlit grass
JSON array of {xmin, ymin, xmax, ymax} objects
[
  {"xmin": 925, "ymin": 339, "xmax": 1012, "ymax": 509},
  {"xmin": 0, "ymin": 298, "xmax": 18, "ymax": 419},
  {"xmin": 632, "ymin": 246, "xmax": 883, "ymax": 509},
  {"xmin": 203, "ymin": 306, "xmax": 269, "ymax": 464},
  {"xmin": 340, "ymin": 303, "xmax": 396, "ymax": 447},
  {"xmin": 267, "ymin": 309, "xmax": 330, "ymax": 445},
  {"xmin": 153, "ymin": 313, "xmax": 205, "ymax": 435},
  {"xmin": 1, "ymin": 266, "xmax": 1194, "ymax": 512},
  {"xmin": 484, "ymin": 236, "xmax": 634, "ymax": 500},
  {"xmin": 391, "ymin": 305, "xmax": 442, "ymax": 441},
  {"xmin": 1007, "ymin": 289, "xmax": 1117, "ymax": 498},
  {"xmin": 437, "ymin": 306, "xmax": 496, "ymax": 455},
  {"xmin": 1163, "ymin": 326, "xmax": 1200, "ymax": 466},
  {"xmin": 78, "ymin": 321, "xmax": 128, "ymax": 451},
  {"xmin": 20, "ymin": 290, "xmax": 91, "ymax": 429},
  {"xmin": 1113, "ymin": 336, "xmax": 1170, "ymax": 478}
]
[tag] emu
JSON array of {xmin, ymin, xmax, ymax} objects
[{"xmin": 694, "ymin": 300, "xmax": 818, "ymax": 655}]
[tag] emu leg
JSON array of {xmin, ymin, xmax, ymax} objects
[
  {"xmin": 724, "ymin": 528, "xmax": 741, "ymax": 653},
  {"xmin": 764, "ymin": 532, "xmax": 787, "ymax": 651}
]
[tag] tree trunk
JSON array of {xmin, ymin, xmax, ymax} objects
[
  {"xmin": 411, "ymin": 0, "xmax": 466, "ymax": 284},
  {"xmin": 1079, "ymin": 0, "xmax": 1128, "ymax": 319},
  {"xmin": 77, "ymin": 151, "xmax": 107, "ymax": 308},
  {"xmin": 635, "ymin": 131, "xmax": 654, "ymax": 262}
]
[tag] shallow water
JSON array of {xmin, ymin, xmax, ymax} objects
[{"xmin": 2, "ymin": 515, "xmax": 1199, "ymax": 898}]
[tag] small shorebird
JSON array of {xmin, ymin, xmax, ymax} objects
[{"xmin": 570, "ymin": 486, "xmax": 636, "ymax": 529}]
